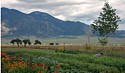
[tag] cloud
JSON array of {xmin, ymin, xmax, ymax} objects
[
  {"xmin": 119, "ymin": 18, "xmax": 125, "ymax": 30},
  {"xmin": 1, "ymin": 0, "xmax": 125, "ymax": 30},
  {"xmin": 119, "ymin": 24, "xmax": 125, "ymax": 30},
  {"xmin": 1, "ymin": 21, "xmax": 17, "ymax": 36},
  {"xmin": 1, "ymin": 22, "xmax": 10, "ymax": 36}
]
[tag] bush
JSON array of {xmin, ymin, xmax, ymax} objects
[{"xmin": 50, "ymin": 43, "xmax": 54, "ymax": 45}]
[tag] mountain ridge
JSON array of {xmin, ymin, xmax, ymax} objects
[
  {"xmin": 1, "ymin": 7, "xmax": 125, "ymax": 38},
  {"xmin": 1, "ymin": 7, "xmax": 88, "ymax": 38}
]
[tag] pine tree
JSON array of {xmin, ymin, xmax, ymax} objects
[{"xmin": 91, "ymin": 2, "xmax": 121, "ymax": 46}]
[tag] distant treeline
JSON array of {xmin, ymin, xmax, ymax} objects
[{"xmin": 10, "ymin": 38, "xmax": 59, "ymax": 47}]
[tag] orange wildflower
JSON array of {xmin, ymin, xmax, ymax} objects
[
  {"xmin": 37, "ymin": 63, "xmax": 43, "ymax": 67},
  {"xmin": 31, "ymin": 63, "xmax": 35, "ymax": 68},
  {"xmin": 4, "ymin": 57, "xmax": 9, "ymax": 61},
  {"xmin": 1, "ymin": 52, "xmax": 7, "ymax": 57},
  {"xmin": 56, "ymin": 64, "xmax": 60, "ymax": 68},
  {"xmin": 12, "ymin": 64, "xmax": 15, "ymax": 68},
  {"xmin": 19, "ymin": 61, "xmax": 23, "ymax": 65},
  {"xmin": 1, "ymin": 52, "xmax": 8, "ymax": 58},
  {"xmin": 8, "ymin": 62, "xmax": 11, "ymax": 68}
]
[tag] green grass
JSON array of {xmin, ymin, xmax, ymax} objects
[{"xmin": 2, "ymin": 48, "xmax": 125, "ymax": 73}]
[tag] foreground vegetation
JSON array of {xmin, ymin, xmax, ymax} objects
[{"xmin": 1, "ymin": 47, "xmax": 125, "ymax": 73}]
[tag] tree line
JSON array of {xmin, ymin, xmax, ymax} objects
[{"xmin": 10, "ymin": 38, "xmax": 41, "ymax": 47}]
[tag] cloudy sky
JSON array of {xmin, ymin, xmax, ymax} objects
[{"xmin": 1, "ymin": 0, "xmax": 125, "ymax": 30}]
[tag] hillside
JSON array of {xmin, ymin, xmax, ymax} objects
[{"xmin": 1, "ymin": 7, "xmax": 88, "ymax": 38}]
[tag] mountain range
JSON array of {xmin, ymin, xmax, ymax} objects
[
  {"xmin": 1, "ymin": 7, "xmax": 125, "ymax": 38},
  {"xmin": 1, "ymin": 7, "xmax": 89, "ymax": 38}
]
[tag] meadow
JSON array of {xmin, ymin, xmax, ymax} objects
[
  {"xmin": 2, "ymin": 36, "xmax": 125, "ymax": 45},
  {"xmin": 1, "ymin": 46, "xmax": 125, "ymax": 73}
]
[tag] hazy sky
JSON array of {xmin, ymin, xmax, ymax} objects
[{"xmin": 1, "ymin": 0, "xmax": 125, "ymax": 30}]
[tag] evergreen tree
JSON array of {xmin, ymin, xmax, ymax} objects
[{"xmin": 91, "ymin": 2, "xmax": 120, "ymax": 46}]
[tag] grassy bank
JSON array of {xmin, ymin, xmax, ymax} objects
[{"xmin": 1, "ymin": 48, "xmax": 125, "ymax": 73}]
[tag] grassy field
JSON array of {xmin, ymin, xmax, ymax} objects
[
  {"xmin": 1, "ymin": 47, "xmax": 125, "ymax": 73},
  {"xmin": 2, "ymin": 36, "xmax": 125, "ymax": 45}
]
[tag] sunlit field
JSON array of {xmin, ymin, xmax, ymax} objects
[{"xmin": 2, "ymin": 36, "xmax": 125, "ymax": 45}]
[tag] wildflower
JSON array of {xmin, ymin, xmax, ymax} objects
[
  {"xmin": 19, "ymin": 61, "xmax": 23, "ymax": 65},
  {"xmin": 1, "ymin": 52, "xmax": 7, "ymax": 58},
  {"xmin": 38, "ymin": 71, "xmax": 42, "ymax": 73},
  {"xmin": 12, "ymin": 63, "xmax": 15, "ymax": 68},
  {"xmin": 4, "ymin": 57, "xmax": 9, "ymax": 61},
  {"xmin": 31, "ymin": 63, "xmax": 35, "ymax": 68},
  {"xmin": 56, "ymin": 64, "xmax": 60, "ymax": 68},
  {"xmin": 37, "ymin": 63, "xmax": 43, "ymax": 67},
  {"xmin": 8, "ymin": 62, "xmax": 11, "ymax": 68},
  {"xmin": 1, "ymin": 52, "xmax": 9, "ymax": 60},
  {"xmin": 45, "ymin": 66, "xmax": 48, "ymax": 70}
]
